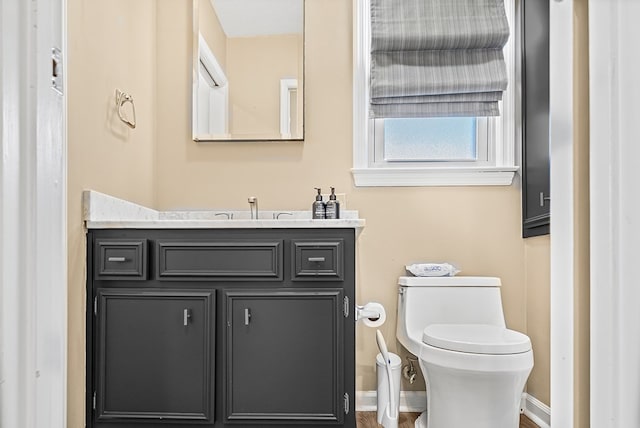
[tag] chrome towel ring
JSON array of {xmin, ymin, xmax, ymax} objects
[{"xmin": 115, "ymin": 89, "xmax": 136, "ymax": 129}]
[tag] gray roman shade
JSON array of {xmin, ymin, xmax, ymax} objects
[{"xmin": 370, "ymin": 0, "xmax": 510, "ymax": 118}]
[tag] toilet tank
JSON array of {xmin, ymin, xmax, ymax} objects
[{"xmin": 396, "ymin": 276, "xmax": 506, "ymax": 355}]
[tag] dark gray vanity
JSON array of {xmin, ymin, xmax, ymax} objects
[{"xmin": 86, "ymin": 226, "xmax": 357, "ymax": 428}]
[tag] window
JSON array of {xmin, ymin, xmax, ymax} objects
[
  {"xmin": 375, "ymin": 117, "xmax": 488, "ymax": 164},
  {"xmin": 352, "ymin": 0, "xmax": 519, "ymax": 187}
]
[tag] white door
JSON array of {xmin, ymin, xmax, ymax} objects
[
  {"xmin": 589, "ymin": 1, "xmax": 640, "ymax": 427},
  {"xmin": 0, "ymin": 0, "xmax": 67, "ymax": 426}
]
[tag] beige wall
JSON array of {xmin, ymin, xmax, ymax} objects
[
  {"xmin": 227, "ymin": 34, "xmax": 303, "ymax": 138},
  {"xmin": 66, "ymin": 0, "xmax": 158, "ymax": 425},
  {"xmin": 66, "ymin": 0, "xmax": 554, "ymax": 424},
  {"xmin": 525, "ymin": 236, "xmax": 551, "ymax": 406}
]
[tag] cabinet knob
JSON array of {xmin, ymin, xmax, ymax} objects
[
  {"xmin": 244, "ymin": 308, "xmax": 251, "ymax": 325},
  {"xmin": 183, "ymin": 308, "xmax": 192, "ymax": 326},
  {"xmin": 539, "ymin": 191, "xmax": 551, "ymax": 207}
]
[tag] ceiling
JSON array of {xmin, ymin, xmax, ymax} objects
[{"xmin": 210, "ymin": 0, "xmax": 303, "ymax": 38}]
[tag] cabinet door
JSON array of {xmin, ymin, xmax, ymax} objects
[
  {"xmin": 522, "ymin": 0, "xmax": 550, "ymax": 237},
  {"xmin": 94, "ymin": 289, "xmax": 214, "ymax": 424},
  {"xmin": 224, "ymin": 289, "xmax": 344, "ymax": 424}
]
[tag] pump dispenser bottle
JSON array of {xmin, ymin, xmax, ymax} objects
[
  {"xmin": 325, "ymin": 187, "xmax": 340, "ymax": 219},
  {"xmin": 312, "ymin": 188, "xmax": 325, "ymax": 219}
]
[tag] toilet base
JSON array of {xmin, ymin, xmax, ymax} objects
[{"xmin": 414, "ymin": 411, "xmax": 427, "ymax": 428}]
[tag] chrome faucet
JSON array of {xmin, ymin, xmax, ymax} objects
[{"xmin": 248, "ymin": 197, "xmax": 258, "ymax": 219}]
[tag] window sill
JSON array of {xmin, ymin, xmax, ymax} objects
[{"xmin": 352, "ymin": 166, "xmax": 519, "ymax": 187}]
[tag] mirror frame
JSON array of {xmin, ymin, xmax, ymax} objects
[{"xmin": 192, "ymin": 0, "xmax": 305, "ymax": 142}]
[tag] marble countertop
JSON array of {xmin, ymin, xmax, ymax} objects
[{"xmin": 83, "ymin": 190, "xmax": 365, "ymax": 230}]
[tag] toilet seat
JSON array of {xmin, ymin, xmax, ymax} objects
[{"xmin": 422, "ymin": 324, "xmax": 531, "ymax": 355}]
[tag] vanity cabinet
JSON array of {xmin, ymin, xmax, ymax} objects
[{"xmin": 86, "ymin": 228, "xmax": 355, "ymax": 428}]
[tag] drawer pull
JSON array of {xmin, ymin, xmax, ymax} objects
[
  {"xmin": 183, "ymin": 308, "xmax": 192, "ymax": 326},
  {"xmin": 308, "ymin": 257, "xmax": 326, "ymax": 263},
  {"xmin": 244, "ymin": 308, "xmax": 251, "ymax": 325},
  {"xmin": 107, "ymin": 256, "xmax": 127, "ymax": 262}
]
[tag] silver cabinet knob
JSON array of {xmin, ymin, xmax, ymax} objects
[{"xmin": 539, "ymin": 192, "xmax": 551, "ymax": 207}]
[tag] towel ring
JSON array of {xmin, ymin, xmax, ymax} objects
[{"xmin": 115, "ymin": 89, "xmax": 136, "ymax": 129}]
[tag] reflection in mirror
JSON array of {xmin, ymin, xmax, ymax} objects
[{"xmin": 193, "ymin": 0, "xmax": 304, "ymax": 141}]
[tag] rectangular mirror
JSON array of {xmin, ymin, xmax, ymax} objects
[{"xmin": 193, "ymin": 0, "xmax": 304, "ymax": 142}]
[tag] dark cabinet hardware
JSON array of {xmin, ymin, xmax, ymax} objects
[
  {"xmin": 183, "ymin": 308, "xmax": 192, "ymax": 326},
  {"xmin": 539, "ymin": 192, "xmax": 551, "ymax": 207}
]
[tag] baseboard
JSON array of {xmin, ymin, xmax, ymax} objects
[
  {"xmin": 356, "ymin": 391, "xmax": 426, "ymax": 412},
  {"xmin": 522, "ymin": 393, "xmax": 551, "ymax": 428},
  {"xmin": 357, "ymin": 390, "xmax": 550, "ymax": 428}
]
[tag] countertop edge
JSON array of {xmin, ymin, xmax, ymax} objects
[{"xmin": 83, "ymin": 190, "xmax": 365, "ymax": 230}]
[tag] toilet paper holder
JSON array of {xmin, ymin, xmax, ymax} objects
[
  {"xmin": 356, "ymin": 304, "xmax": 382, "ymax": 321},
  {"xmin": 355, "ymin": 302, "xmax": 387, "ymax": 328}
]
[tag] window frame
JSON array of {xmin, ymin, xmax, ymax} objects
[{"xmin": 352, "ymin": 0, "xmax": 520, "ymax": 187}]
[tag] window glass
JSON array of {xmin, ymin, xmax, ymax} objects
[{"xmin": 383, "ymin": 117, "xmax": 477, "ymax": 162}]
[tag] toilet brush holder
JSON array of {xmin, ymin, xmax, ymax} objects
[
  {"xmin": 375, "ymin": 330, "xmax": 400, "ymax": 428},
  {"xmin": 376, "ymin": 352, "xmax": 401, "ymax": 426}
]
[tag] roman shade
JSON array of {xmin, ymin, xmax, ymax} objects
[{"xmin": 370, "ymin": 0, "xmax": 510, "ymax": 118}]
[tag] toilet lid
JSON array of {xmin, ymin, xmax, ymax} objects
[{"xmin": 422, "ymin": 324, "xmax": 532, "ymax": 355}]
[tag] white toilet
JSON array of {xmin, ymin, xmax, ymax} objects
[{"xmin": 396, "ymin": 276, "xmax": 533, "ymax": 428}]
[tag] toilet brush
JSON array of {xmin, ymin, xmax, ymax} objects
[{"xmin": 376, "ymin": 330, "xmax": 398, "ymax": 428}]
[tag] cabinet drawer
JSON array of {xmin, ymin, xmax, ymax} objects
[
  {"xmin": 292, "ymin": 240, "xmax": 344, "ymax": 281},
  {"xmin": 95, "ymin": 239, "xmax": 147, "ymax": 280},
  {"xmin": 157, "ymin": 241, "xmax": 282, "ymax": 279}
]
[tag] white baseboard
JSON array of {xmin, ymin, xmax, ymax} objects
[
  {"xmin": 522, "ymin": 393, "xmax": 551, "ymax": 428},
  {"xmin": 357, "ymin": 390, "xmax": 550, "ymax": 428},
  {"xmin": 356, "ymin": 390, "xmax": 426, "ymax": 412}
]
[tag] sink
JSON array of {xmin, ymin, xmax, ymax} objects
[{"xmin": 158, "ymin": 210, "xmax": 312, "ymax": 221}]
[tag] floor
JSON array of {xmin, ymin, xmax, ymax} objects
[{"xmin": 355, "ymin": 412, "xmax": 538, "ymax": 428}]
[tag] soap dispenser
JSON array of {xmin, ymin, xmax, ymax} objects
[
  {"xmin": 325, "ymin": 187, "xmax": 340, "ymax": 219},
  {"xmin": 312, "ymin": 188, "xmax": 325, "ymax": 219}
]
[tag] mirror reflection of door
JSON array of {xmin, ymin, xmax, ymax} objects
[
  {"xmin": 197, "ymin": 34, "xmax": 230, "ymax": 137},
  {"xmin": 279, "ymin": 78, "xmax": 298, "ymax": 139},
  {"xmin": 194, "ymin": 0, "xmax": 304, "ymax": 141}
]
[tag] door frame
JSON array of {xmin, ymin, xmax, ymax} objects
[
  {"xmin": 0, "ymin": 0, "xmax": 67, "ymax": 426},
  {"xmin": 549, "ymin": 0, "xmax": 575, "ymax": 426}
]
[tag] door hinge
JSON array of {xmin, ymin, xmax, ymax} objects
[
  {"xmin": 343, "ymin": 393, "xmax": 350, "ymax": 414},
  {"xmin": 343, "ymin": 296, "xmax": 349, "ymax": 318},
  {"xmin": 51, "ymin": 47, "xmax": 63, "ymax": 95},
  {"xmin": 94, "ymin": 297, "xmax": 97, "ymax": 316},
  {"xmin": 93, "ymin": 391, "xmax": 96, "ymax": 410}
]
